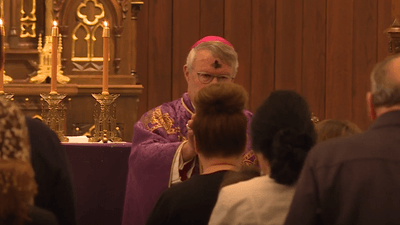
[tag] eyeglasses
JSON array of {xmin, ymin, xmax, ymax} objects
[{"xmin": 197, "ymin": 72, "xmax": 234, "ymax": 84}]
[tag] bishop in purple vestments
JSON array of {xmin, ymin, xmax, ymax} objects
[{"xmin": 122, "ymin": 36, "xmax": 257, "ymax": 225}]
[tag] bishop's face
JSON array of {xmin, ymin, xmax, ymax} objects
[{"xmin": 184, "ymin": 49, "xmax": 235, "ymax": 103}]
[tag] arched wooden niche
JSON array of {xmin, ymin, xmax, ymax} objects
[{"xmin": 53, "ymin": 0, "xmax": 133, "ymax": 85}]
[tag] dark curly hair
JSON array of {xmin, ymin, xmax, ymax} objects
[
  {"xmin": 251, "ymin": 90, "xmax": 316, "ymax": 185},
  {"xmin": 192, "ymin": 83, "xmax": 248, "ymax": 158}
]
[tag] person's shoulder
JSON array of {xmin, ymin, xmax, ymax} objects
[
  {"xmin": 141, "ymin": 98, "xmax": 183, "ymax": 118},
  {"xmin": 25, "ymin": 117, "xmax": 60, "ymax": 142},
  {"xmin": 25, "ymin": 117, "xmax": 52, "ymax": 132},
  {"xmin": 307, "ymin": 131, "xmax": 376, "ymax": 168},
  {"xmin": 28, "ymin": 205, "xmax": 59, "ymax": 225},
  {"xmin": 220, "ymin": 175, "xmax": 265, "ymax": 198}
]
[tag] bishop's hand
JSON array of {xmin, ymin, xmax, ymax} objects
[{"xmin": 182, "ymin": 116, "xmax": 196, "ymax": 162}]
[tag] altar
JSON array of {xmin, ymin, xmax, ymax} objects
[{"xmin": 63, "ymin": 142, "xmax": 132, "ymax": 225}]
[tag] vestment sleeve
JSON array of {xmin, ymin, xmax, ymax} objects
[
  {"xmin": 284, "ymin": 154, "xmax": 319, "ymax": 225},
  {"xmin": 123, "ymin": 106, "xmax": 189, "ymax": 225}
]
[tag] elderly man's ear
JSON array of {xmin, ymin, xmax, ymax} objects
[
  {"xmin": 183, "ymin": 65, "xmax": 190, "ymax": 82},
  {"xmin": 366, "ymin": 92, "xmax": 377, "ymax": 121}
]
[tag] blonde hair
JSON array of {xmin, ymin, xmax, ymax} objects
[{"xmin": 315, "ymin": 119, "xmax": 362, "ymax": 143}]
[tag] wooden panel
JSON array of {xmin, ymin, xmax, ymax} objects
[
  {"xmin": 377, "ymin": 0, "xmax": 392, "ymax": 61},
  {"xmin": 147, "ymin": 0, "xmax": 173, "ymax": 109},
  {"xmin": 352, "ymin": 0, "xmax": 377, "ymax": 130},
  {"xmin": 224, "ymin": 0, "xmax": 252, "ymax": 107},
  {"xmin": 325, "ymin": 0, "xmax": 353, "ymax": 120},
  {"xmin": 172, "ymin": 0, "xmax": 200, "ymax": 100},
  {"xmin": 302, "ymin": 0, "xmax": 326, "ymax": 121},
  {"xmin": 136, "ymin": 0, "xmax": 150, "ymax": 120},
  {"xmin": 275, "ymin": 0, "xmax": 303, "ymax": 92},
  {"xmin": 250, "ymin": 0, "xmax": 275, "ymax": 112},
  {"xmin": 200, "ymin": 0, "xmax": 224, "ymax": 37}
]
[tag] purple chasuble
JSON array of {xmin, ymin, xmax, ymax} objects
[{"xmin": 122, "ymin": 93, "xmax": 256, "ymax": 225}]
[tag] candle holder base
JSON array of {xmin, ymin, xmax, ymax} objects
[
  {"xmin": 89, "ymin": 93, "xmax": 122, "ymax": 143},
  {"xmin": 0, "ymin": 92, "xmax": 14, "ymax": 101},
  {"xmin": 40, "ymin": 93, "xmax": 69, "ymax": 142}
]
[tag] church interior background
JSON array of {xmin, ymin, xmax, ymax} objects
[{"xmin": 1, "ymin": 0, "xmax": 400, "ymax": 140}]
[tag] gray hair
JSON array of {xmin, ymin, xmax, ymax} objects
[
  {"xmin": 370, "ymin": 54, "xmax": 400, "ymax": 107},
  {"xmin": 186, "ymin": 41, "xmax": 239, "ymax": 77}
]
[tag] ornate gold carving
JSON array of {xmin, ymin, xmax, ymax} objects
[
  {"xmin": 241, "ymin": 150, "xmax": 258, "ymax": 166},
  {"xmin": 72, "ymin": 3, "xmax": 110, "ymax": 65},
  {"xmin": 20, "ymin": 0, "xmax": 37, "ymax": 38},
  {"xmin": 77, "ymin": 0, "xmax": 105, "ymax": 26},
  {"xmin": 30, "ymin": 34, "xmax": 70, "ymax": 84},
  {"xmin": 20, "ymin": 22, "xmax": 36, "ymax": 38},
  {"xmin": 142, "ymin": 107, "xmax": 181, "ymax": 135},
  {"xmin": 71, "ymin": 22, "xmax": 91, "ymax": 61}
]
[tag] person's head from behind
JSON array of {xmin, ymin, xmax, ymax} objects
[
  {"xmin": 251, "ymin": 90, "xmax": 316, "ymax": 186},
  {"xmin": 184, "ymin": 36, "xmax": 239, "ymax": 103},
  {"xmin": 367, "ymin": 54, "xmax": 400, "ymax": 120},
  {"xmin": 315, "ymin": 119, "xmax": 362, "ymax": 143},
  {"xmin": 0, "ymin": 98, "xmax": 37, "ymax": 225},
  {"xmin": 191, "ymin": 83, "xmax": 248, "ymax": 163}
]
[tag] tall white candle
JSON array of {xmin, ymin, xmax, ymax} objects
[
  {"xmin": 102, "ymin": 21, "xmax": 110, "ymax": 95},
  {"xmin": 0, "ymin": 19, "xmax": 5, "ymax": 94},
  {"xmin": 51, "ymin": 21, "xmax": 58, "ymax": 94}
]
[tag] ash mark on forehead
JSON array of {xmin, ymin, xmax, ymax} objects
[{"xmin": 212, "ymin": 60, "xmax": 222, "ymax": 69}]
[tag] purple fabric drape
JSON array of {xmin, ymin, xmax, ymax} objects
[{"xmin": 122, "ymin": 93, "xmax": 256, "ymax": 225}]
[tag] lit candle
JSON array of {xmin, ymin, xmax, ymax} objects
[
  {"xmin": 0, "ymin": 19, "xmax": 5, "ymax": 94},
  {"xmin": 102, "ymin": 21, "xmax": 110, "ymax": 95},
  {"xmin": 51, "ymin": 21, "xmax": 58, "ymax": 94}
]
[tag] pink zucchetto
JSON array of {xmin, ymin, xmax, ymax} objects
[{"xmin": 191, "ymin": 36, "xmax": 234, "ymax": 50}]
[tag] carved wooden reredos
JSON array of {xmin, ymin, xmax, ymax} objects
[
  {"xmin": 54, "ymin": 0, "xmax": 133, "ymax": 84},
  {"xmin": 0, "ymin": 0, "xmax": 143, "ymax": 141}
]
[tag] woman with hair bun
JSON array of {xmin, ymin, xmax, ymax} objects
[
  {"xmin": 209, "ymin": 90, "xmax": 316, "ymax": 225},
  {"xmin": 146, "ymin": 83, "xmax": 249, "ymax": 225}
]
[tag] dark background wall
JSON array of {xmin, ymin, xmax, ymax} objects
[{"xmin": 135, "ymin": 0, "xmax": 393, "ymax": 131}]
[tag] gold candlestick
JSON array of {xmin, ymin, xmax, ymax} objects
[
  {"xmin": 0, "ymin": 19, "xmax": 5, "ymax": 94},
  {"xmin": 51, "ymin": 21, "xmax": 58, "ymax": 94},
  {"xmin": 89, "ymin": 93, "xmax": 121, "ymax": 143},
  {"xmin": 102, "ymin": 21, "xmax": 110, "ymax": 95}
]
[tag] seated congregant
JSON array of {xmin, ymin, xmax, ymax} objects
[
  {"xmin": 209, "ymin": 90, "xmax": 316, "ymax": 225},
  {"xmin": 0, "ymin": 98, "xmax": 59, "ymax": 225},
  {"xmin": 146, "ymin": 82, "xmax": 249, "ymax": 225},
  {"xmin": 315, "ymin": 119, "xmax": 362, "ymax": 143},
  {"xmin": 26, "ymin": 117, "xmax": 76, "ymax": 225}
]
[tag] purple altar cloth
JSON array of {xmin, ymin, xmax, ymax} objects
[{"xmin": 63, "ymin": 142, "xmax": 131, "ymax": 225}]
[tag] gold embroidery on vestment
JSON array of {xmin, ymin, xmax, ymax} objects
[
  {"xmin": 241, "ymin": 150, "xmax": 258, "ymax": 166},
  {"xmin": 142, "ymin": 107, "xmax": 180, "ymax": 135}
]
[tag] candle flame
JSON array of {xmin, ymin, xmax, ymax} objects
[
  {"xmin": 53, "ymin": 21, "xmax": 57, "ymax": 27},
  {"xmin": 0, "ymin": 19, "xmax": 3, "ymax": 26},
  {"xmin": 104, "ymin": 21, "xmax": 108, "ymax": 27}
]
